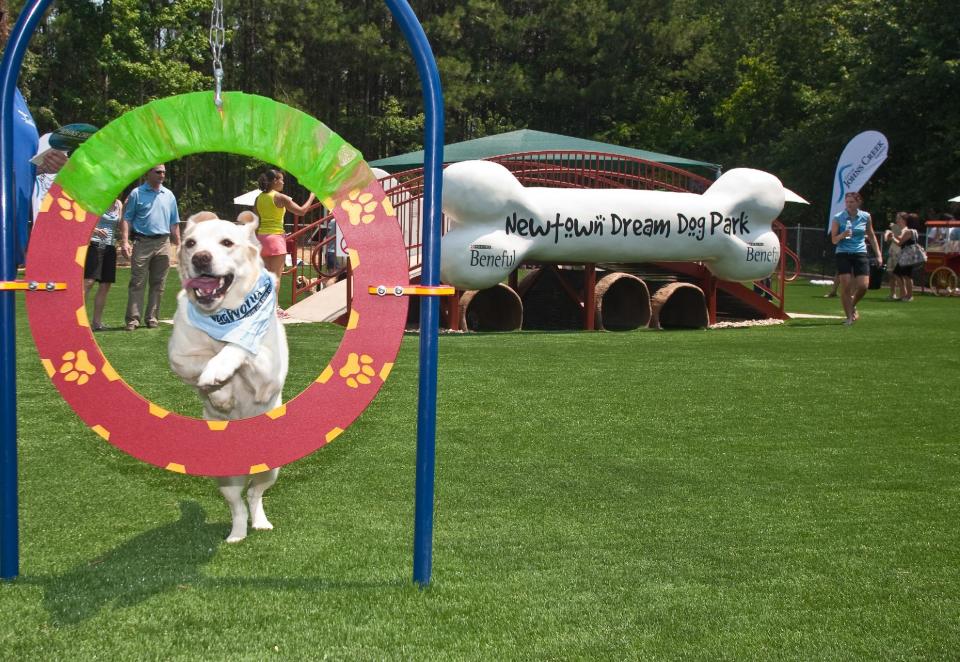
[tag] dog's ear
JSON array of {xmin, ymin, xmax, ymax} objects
[
  {"xmin": 186, "ymin": 211, "xmax": 219, "ymax": 227},
  {"xmin": 236, "ymin": 211, "xmax": 260, "ymax": 242},
  {"xmin": 236, "ymin": 210, "xmax": 258, "ymax": 226}
]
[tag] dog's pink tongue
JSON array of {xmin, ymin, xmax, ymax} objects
[{"xmin": 185, "ymin": 276, "xmax": 220, "ymax": 290}]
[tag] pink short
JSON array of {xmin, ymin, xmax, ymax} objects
[{"xmin": 258, "ymin": 234, "xmax": 287, "ymax": 257}]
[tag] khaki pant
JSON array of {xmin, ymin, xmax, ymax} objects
[{"xmin": 125, "ymin": 235, "xmax": 171, "ymax": 326}]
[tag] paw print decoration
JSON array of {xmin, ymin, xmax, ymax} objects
[
  {"xmin": 58, "ymin": 349, "xmax": 97, "ymax": 385},
  {"xmin": 341, "ymin": 190, "xmax": 378, "ymax": 226},
  {"xmin": 40, "ymin": 190, "xmax": 89, "ymax": 223},
  {"xmin": 339, "ymin": 352, "xmax": 376, "ymax": 388}
]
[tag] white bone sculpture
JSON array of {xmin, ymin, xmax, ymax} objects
[{"xmin": 440, "ymin": 160, "xmax": 788, "ymax": 291}]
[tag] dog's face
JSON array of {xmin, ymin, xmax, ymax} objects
[{"xmin": 178, "ymin": 213, "xmax": 263, "ymax": 313}]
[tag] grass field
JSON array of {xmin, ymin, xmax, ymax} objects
[{"xmin": 3, "ymin": 271, "xmax": 959, "ymax": 659}]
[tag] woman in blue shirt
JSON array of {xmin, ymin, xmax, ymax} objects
[{"xmin": 830, "ymin": 191, "xmax": 882, "ymax": 326}]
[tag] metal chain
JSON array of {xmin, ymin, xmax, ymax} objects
[{"xmin": 209, "ymin": 0, "xmax": 226, "ymax": 110}]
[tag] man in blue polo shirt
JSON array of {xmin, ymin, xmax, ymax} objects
[{"xmin": 119, "ymin": 164, "xmax": 180, "ymax": 330}]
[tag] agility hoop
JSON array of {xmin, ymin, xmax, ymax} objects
[{"xmin": 23, "ymin": 91, "xmax": 409, "ymax": 477}]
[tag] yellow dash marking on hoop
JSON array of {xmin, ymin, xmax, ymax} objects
[
  {"xmin": 91, "ymin": 425, "xmax": 110, "ymax": 440},
  {"xmin": 323, "ymin": 197, "xmax": 335, "ymax": 209},
  {"xmin": 101, "ymin": 361, "xmax": 120, "ymax": 382},
  {"xmin": 325, "ymin": 427, "xmax": 344, "ymax": 443},
  {"xmin": 41, "ymin": 359, "xmax": 55, "ymax": 378},
  {"xmin": 266, "ymin": 405, "xmax": 286, "ymax": 419},
  {"xmin": 382, "ymin": 198, "xmax": 395, "ymax": 217},
  {"xmin": 379, "ymin": 362, "xmax": 394, "ymax": 381},
  {"xmin": 249, "ymin": 464, "xmax": 270, "ymax": 474},
  {"xmin": 149, "ymin": 403, "xmax": 170, "ymax": 419},
  {"xmin": 316, "ymin": 365, "xmax": 334, "ymax": 384},
  {"xmin": 166, "ymin": 463, "xmax": 186, "ymax": 474},
  {"xmin": 348, "ymin": 248, "xmax": 360, "ymax": 270},
  {"xmin": 75, "ymin": 245, "xmax": 88, "ymax": 268},
  {"xmin": 76, "ymin": 306, "xmax": 89, "ymax": 328},
  {"xmin": 206, "ymin": 421, "xmax": 229, "ymax": 431},
  {"xmin": 346, "ymin": 309, "xmax": 360, "ymax": 330}
]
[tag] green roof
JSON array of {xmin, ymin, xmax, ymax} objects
[{"xmin": 369, "ymin": 129, "xmax": 721, "ymax": 174}]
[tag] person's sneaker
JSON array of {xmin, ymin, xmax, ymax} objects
[
  {"xmin": 146, "ymin": 320, "xmax": 159, "ymax": 328},
  {"xmin": 276, "ymin": 307, "xmax": 292, "ymax": 320},
  {"xmin": 125, "ymin": 321, "xmax": 138, "ymax": 331},
  {"xmin": 842, "ymin": 318, "xmax": 855, "ymax": 326},
  {"xmin": 823, "ymin": 292, "xmax": 837, "ymax": 298},
  {"xmin": 92, "ymin": 322, "xmax": 106, "ymax": 332}
]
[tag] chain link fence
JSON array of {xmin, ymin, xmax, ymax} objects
[{"xmin": 783, "ymin": 226, "xmax": 835, "ymax": 276}]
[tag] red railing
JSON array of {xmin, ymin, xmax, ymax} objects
[
  {"xmin": 490, "ymin": 150, "xmax": 713, "ymax": 193},
  {"xmin": 746, "ymin": 220, "xmax": 801, "ymax": 315},
  {"xmin": 283, "ymin": 167, "xmax": 439, "ymax": 306}
]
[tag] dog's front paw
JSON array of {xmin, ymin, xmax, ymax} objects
[{"xmin": 198, "ymin": 358, "xmax": 235, "ymax": 389}]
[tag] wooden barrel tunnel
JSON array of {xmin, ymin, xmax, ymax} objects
[
  {"xmin": 459, "ymin": 283, "xmax": 524, "ymax": 332},
  {"xmin": 650, "ymin": 282, "xmax": 708, "ymax": 330},
  {"xmin": 593, "ymin": 272, "xmax": 651, "ymax": 331},
  {"xmin": 452, "ymin": 269, "xmax": 710, "ymax": 332}
]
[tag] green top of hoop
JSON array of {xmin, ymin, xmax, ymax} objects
[{"xmin": 57, "ymin": 91, "xmax": 371, "ymax": 214}]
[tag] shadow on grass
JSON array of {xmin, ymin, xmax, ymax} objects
[
  {"xmin": 20, "ymin": 501, "xmax": 403, "ymax": 627},
  {"xmin": 18, "ymin": 501, "xmax": 221, "ymax": 626}
]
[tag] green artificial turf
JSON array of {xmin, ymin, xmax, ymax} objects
[{"xmin": 2, "ymin": 272, "xmax": 959, "ymax": 659}]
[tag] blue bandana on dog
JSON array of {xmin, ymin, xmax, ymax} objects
[{"xmin": 186, "ymin": 269, "xmax": 277, "ymax": 353}]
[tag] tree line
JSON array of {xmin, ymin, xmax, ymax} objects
[{"xmin": 6, "ymin": 0, "xmax": 960, "ymax": 225}]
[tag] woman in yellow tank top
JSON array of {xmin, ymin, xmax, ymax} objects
[{"xmin": 253, "ymin": 169, "xmax": 316, "ymax": 304}]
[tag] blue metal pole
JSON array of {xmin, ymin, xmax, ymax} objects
[
  {"xmin": 383, "ymin": 0, "xmax": 444, "ymax": 587},
  {"xmin": 0, "ymin": 0, "xmax": 53, "ymax": 580}
]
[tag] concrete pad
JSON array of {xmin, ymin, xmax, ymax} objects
[{"xmin": 285, "ymin": 279, "xmax": 349, "ymax": 323}]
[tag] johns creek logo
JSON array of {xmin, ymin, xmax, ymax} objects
[
  {"xmin": 835, "ymin": 163, "xmax": 854, "ymax": 203},
  {"xmin": 835, "ymin": 139, "xmax": 887, "ymax": 203}
]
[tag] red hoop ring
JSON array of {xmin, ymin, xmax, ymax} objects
[{"xmin": 25, "ymin": 172, "xmax": 408, "ymax": 477}]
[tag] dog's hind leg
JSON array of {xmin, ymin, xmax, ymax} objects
[
  {"xmin": 248, "ymin": 468, "xmax": 279, "ymax": 531},
  {"xmin": 217, "ymin": 475, "xmax": 250, "ymax": 543}
]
